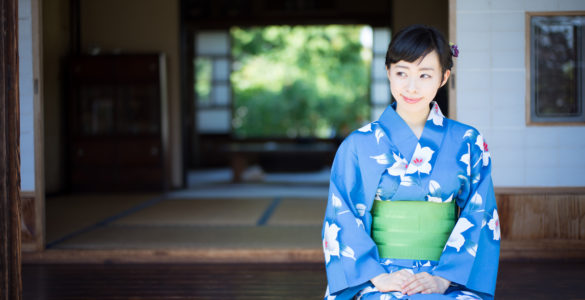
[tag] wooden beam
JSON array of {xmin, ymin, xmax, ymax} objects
[
  {"xmin": 22, "ymin": 248, "xmax": 324, "ymax": 264},
  {"xmin": 0, "ymin": 0, "xmax": 22, "ymax": 298},
  {"xmin": 32, "ymin": 0, "xmax": 46, "ymax": 252},
  {"xmin": 448, "ymin": 0, "xmax": 457, "ymax": 120}
]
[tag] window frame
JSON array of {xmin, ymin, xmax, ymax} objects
[
  {"xmin": 193, "ymin": 30, "xmax": 233, "ymax": 134},
  {"xmin": 526, "ymin": 11, "xmax": 585, "ymax": 126}
]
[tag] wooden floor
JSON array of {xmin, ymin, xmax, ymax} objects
[{"xmin": 22, "ymin": 260, "xmax": 585, "ymax": 299}]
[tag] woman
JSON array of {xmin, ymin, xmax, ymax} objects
[{"xmin": 322, "ymin": 24, "xmax": 500, "ymax": 300}]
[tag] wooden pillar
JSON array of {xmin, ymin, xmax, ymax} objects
[{"xmin": 0, "ymin": 0, "xmax": 23, "ymax": 298}]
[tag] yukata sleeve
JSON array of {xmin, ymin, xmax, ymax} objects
[
  {"xmin": 431, "ymin": 132, "xmax": 500, "ymax": 296},
  {"xmin": 322, "ymin": 137, "xmax": 387, "ymax": 295}
]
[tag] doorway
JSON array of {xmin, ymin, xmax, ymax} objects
[{"xmin": 34, "ymin": 0, "xmax": 450, "ymax": 261}]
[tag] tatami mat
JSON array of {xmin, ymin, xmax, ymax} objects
[
  {"xmin": 46, "ymin": 174, "xmax": 329, "ymax": 252},
  {"xmin": 267, "ymin": 198, "xmax": 327, "ymax": 226},
  {"xmin": 46, "ymin": 193, "xmax": 160, "ymax": 244},
  {"xmin": 51, "ymin": 224, "xmax": 322, "ymax": 250},
  {"xmin": 169, "ymin": 183, "xmax": 328, "ymax": 199},
  {"xmin": 187, "ymin": 167, "xmax": 330, "ymax": 187},
  {"xmin": 111, "ymin": 198, "xmax": 273, "ymax": 226}
]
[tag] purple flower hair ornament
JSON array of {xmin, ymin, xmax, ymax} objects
[{"xmin": 449, "ymin": 42, "xmax": 459, "ymax": 58}]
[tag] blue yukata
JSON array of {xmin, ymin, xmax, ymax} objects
[{"xmin": 322, "ymin": 102, "xmax": 500, "ymax": 300}]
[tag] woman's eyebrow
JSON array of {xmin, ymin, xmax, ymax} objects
[{"xmin": 394, "ymin": 64, "xmax": 435, "ymax": 71}]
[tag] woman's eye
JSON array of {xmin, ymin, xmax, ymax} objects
[
  {"xmin": 396, "ymin": 72, "xmax": 406, "ymax": 77},
  {"xmin": 421, "ymin": 74, "xmax": 431, "ymax": 79}
]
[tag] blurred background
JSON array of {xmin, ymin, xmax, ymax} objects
[
  {"xmin": 20, "ymin": 0, "xmax": 452, "ymax": 255},
  {"xmin": 11, "ymin": 0, "xmax": 585, "ymax": 298},
  {"xmin": 9, "ymin": 0, "xmax": 585, "ymax": 299}
]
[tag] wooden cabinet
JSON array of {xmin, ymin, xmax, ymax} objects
[{"xmin": 67, "ymin": 54, "xmax": 167, "ymax": 192}]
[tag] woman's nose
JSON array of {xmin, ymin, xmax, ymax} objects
[{"xmin": 406, "ymin": 77, "xmax": 417, "ymax": 93}]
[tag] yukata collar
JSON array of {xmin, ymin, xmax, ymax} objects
[{"xmin": 376, "ymin": 101, "xmax": 446, "ymax": 162}]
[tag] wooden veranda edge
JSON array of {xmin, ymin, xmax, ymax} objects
[
  {"xmin": 494, "ymin": 187, "xmax": 585, "ymax": 194},
  {"xmin": 22, "ymin": 248, "xmax": 325, "ymax": 264},
  {"xmin": 22, "ymin": 239, "xmax": 585, "ymax": 264}
]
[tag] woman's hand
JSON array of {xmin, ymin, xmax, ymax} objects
[
  {"xmin": 401, "ymin": 272, "xmax": 450, "ymax": 295},
  {"xmin": 370, "ymin": 269, "xmax": 414, "ymax": 292}
]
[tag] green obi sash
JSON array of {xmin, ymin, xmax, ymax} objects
[{"xmin": 371, "ymin": 200, "xmax": 457, "ymax": 261}]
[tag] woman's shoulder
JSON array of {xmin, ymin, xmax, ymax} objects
[
  {"xmin": 346, "ymin": 121, "xmax": 387, "ymax": 147},
  {"xmin": 444, "ymin": 118, "xmax": 489, "ymax": 157},
  {"xmin": 333, "ymin": 122, "xmax": 380, "ymax": 155},
  {"xmin": 445, "ymin": 118, "xmax": 483, "ymax": 140}
]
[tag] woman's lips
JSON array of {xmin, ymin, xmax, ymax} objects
[{"xmin": 401, "ymin": 95, "xmax": 422, "ymax": 104}]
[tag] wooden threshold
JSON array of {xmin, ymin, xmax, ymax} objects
[
  {"xmin": 501, "ymin": 240, "xmax": 585, "ymax": 260},
  {"xmin": 23, "ymin": 239, "xmax": 585, "ymax": 264},
  {"xmin": 495, "ymin": 186, "xmax": 585, "ymax": 194},
  {"xmin": 22, "ymin": 248, "xmax": 324, "ymax": 264}
]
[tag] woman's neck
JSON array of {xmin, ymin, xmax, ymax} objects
[{"xmin": 396, "ymin": 106, "xmax": 430, "ymax": 139}]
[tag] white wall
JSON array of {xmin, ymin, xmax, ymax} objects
[
  {"xmin": 455, "ymin": 0, "xmax": 585, "ymax": 187},
  {"xmin": 19, "ymin": 0, "xmax": 35, "ymax": 192}
]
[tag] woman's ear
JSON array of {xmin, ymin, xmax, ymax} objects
[{"xmin": 440, "ymin": 69, "xmax": 451, "ymax": 88}]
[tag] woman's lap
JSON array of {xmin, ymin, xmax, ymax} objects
[{"xmin": 356, "ymin": 286, "xmax": 484, "ymax": 300}]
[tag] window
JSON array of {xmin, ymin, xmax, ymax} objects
[
  {"xmin": 194, "ymin": 31, "xmax": 232, "ymax": 133},
  {"xmin": 528, "ymin": 13, "xmax": 585, "ymax": 124},
  {"xmin": 371, "ymin": 28, "xmax": 392, "ymax": 121},
  {"xmin": 193, "ymin": 26, "xmax": 392, "ymax": 137}
]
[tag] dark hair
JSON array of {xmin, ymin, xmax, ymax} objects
[{"xmin": 385, "ymin": 24, "xmax": 453, "ymax": 75}]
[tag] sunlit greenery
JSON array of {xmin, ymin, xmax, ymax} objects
[
  {"xmin": 195, "ymin": 58, "xmax": 212, "ymax": 105},
  {"xmin": 231, "ymin": 25, "xmax": 372, "ymax": 138}
]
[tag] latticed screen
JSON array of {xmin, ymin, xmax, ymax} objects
[{"xmin": 531, "ymin": 15, "xmax": 585, "ymax": 123}]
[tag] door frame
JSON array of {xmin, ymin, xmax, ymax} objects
[
  {"xmin": 20, "ymin": 0, "xmax": 46, "ymax": 253},
  {"xmin": 448, "ymin": 0, "xmax": 457, "ymax": 120},
  {"xmin": 1, "ymin": 0, "xmax": 23, "ymax": 297}
]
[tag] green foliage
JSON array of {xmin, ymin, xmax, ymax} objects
[
  {"xmin": 231, "ymin": 25, "xmax": 371, "ymax": 138},
  {"xmin": 194, "ymin": 58, "xmax": 212, "ymax": 104}
]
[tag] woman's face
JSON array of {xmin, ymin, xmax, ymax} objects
[{"xmin": 387, "ymin": 50, "xmax": 450, "ymax": 116}]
